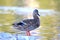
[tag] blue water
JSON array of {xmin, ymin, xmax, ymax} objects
[{"xmin": 0, "ymin": 32, "xmax": 40, "ymax": 40}]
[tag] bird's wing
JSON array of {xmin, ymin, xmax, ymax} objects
[
  {"xmin": 17, "ymin": 21, "xmax": 27, "ymax": 26},
  {"xmin": 16, "ymin": 19, "xmax": 36, "ymax": 29},
  {"xmin": 22, "ymin": 19, "xmax": 35, "ymax": 25}
]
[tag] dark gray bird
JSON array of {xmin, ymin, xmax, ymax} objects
[{"xmin": 12, "ymin": 9, "xmax": 40, "ymax": 36}]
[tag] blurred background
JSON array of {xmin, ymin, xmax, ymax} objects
[{"xmin": 0, "ymin": 0, "xmax": 60, "ymax": 40}]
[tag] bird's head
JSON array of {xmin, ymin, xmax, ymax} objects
[{"xmin": 33, "ymin": 9, "xmax": 40, "ymax": 16}]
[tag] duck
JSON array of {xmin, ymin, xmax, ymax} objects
[{"xmin": 12, "ymin": 9, "xmax": 40, "ymax": 36}]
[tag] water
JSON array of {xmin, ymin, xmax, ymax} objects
[{"xmin": 0, "ymin": 32, "xmax": 42, "ymax": 40}]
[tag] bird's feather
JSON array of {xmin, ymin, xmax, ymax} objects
[{"xmin": 12, "ymin": 9, "xmax": 40, "ymax": 31}]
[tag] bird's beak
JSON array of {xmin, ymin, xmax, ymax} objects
[{"xmin": 37, "ymin": 13, "xmax": 40, "ymax": 16}]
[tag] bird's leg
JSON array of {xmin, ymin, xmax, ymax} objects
[{"xmin": 26, "ymin": 30, "xmax": 31, "ymax": 36}]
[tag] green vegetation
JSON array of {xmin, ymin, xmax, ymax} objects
[
  {"xmin": 40, "ymin": 15, "xmax": 57, "ymax": 40},
  {"xmin": 36, "ymin": 0, "xmax": 55, "ymax": 9},
  {"xmin": 0, "ymin": 13, "xmax": 24, "ymax": 33},
  {"xmin": 0, "ymin": 0, "xmax": 24, "ymax": 6}
]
